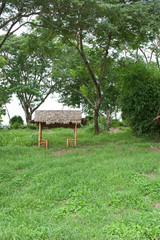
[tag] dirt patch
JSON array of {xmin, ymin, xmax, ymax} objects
[
  {"xmin": 150, "ymin": 139, "xmax": 160, "ymax": 143},
  {"xmin": 20, "ymin": 184, "xmax": 29, "ymax": 192},
  {"xmin": 145, "ymin": 195, "xmax": 150, "ymax": 199},
  {"xmin": 147, "ymin": 172, "xmax": 158, "ymax": 179},
  {"xmin": 53, "ymin": 148, "xmax": 88, "ymax": 156},
  {"xmin": 113, "ymin": 212, "xmax": 121, "ymax": 216},
  {"xmin": 108, "ymin": 142, "xmax": 119, "ymax": 145},
  {"xmin": 115, "ymin": 148, "xmax": 122, "ymax": 152},
  {"xmin": 110, "ymin": 128, "xmax": 122, "ymax": 133},
  {"xmin": 150, "ymin": 146, "xmax": 160, "ymax": 151},
  {"xmin": 117, "ymin": 190, "xmax": 127, "ymax": 193},
  {"xmin": 130, "ymin": 147, "xmax": 137, "ymax": 150},
  {"xmin": 53, "ymin": 149, "xmax": 75, "ymax": 156},
  {"xmin": 133, "ymin": 210, "xmax": 140, "ymax": 214},
  {"xmin": 153, "ymin": 203, "xmax": 160, "ymax": 208},
  {"xmin": 80, "ymin": 142, "xmax": 104, "ymax": 147},
  {"xmin": 16, "ymin": 169, "xmax": 24, "ymax": 173}
]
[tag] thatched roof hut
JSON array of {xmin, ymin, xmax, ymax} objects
[
  {"xmin": 30, "ymin": 110, "xmax": 87, "ymax": 148},
  {"xmin": 31, "ymin": 110, "xmax": 86, "ymax": 128}
]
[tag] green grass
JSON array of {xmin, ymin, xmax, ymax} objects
[{"xmin": 0, "ymin": 127, "xmax": 160, "ymax": 239}]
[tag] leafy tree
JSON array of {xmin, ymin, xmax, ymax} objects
[
  {"xmin": 36, "ymin": 0, "xmax": 160, "ymax": 133},
  {"xmin": 120, "ymin": 60, "xmax": 160, "ymax": 136},
  {"xmin": 0, "ymin": 0, "xmax": 64, "ymax": 48},
  {"xmin": 53, "ymin": 45, "xmax": 120, "ymax": 118},
  {"xmin": 0, "ymin": 34, "xmax": 56, "ymax": 123},
  {"xmin": 0, "ymin": 56, "xmax": 10, "ymax": 124}
]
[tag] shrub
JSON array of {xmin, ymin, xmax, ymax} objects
[
  {"xmin": 24, "ymin": 123, "xmax": 38, "ymax": 130},
  {"xmin": 110, "ymin": 119, "xmax": 125, "ymax": 128},
  {"xmin": 120, "ymin": 61, "xmax": 160, "ymax": 136},
  {"xmin": 9, "ymin": 115, "xmax": 24, "ymax": 129},
  {"xmin": 11, "ymin": 122, "xmax": 23, "ymax": 129}
]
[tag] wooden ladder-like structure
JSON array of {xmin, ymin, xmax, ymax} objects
[
  {"xmin": 66, "ymin": 123, "xmax": 77, "ymax": 147},
  {"xmin": 38, "ymin": 139, "xmax": 49, "ymax": 149},
  {"xmin": 38, "ymin": 123, "xmax": 49, "ymax": 149}
]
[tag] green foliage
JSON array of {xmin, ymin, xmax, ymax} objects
[
  {"xmin": 110, "ymin": 119, "xmax": 125, "ymax": 128},
  {"xmin": 0, "ymin": 56, "xmax": 11, "ymax": 124},
  {"xmin": 25, "ymin": 123, "xmax": 38, "ymax": 130},
  {"xmin": 120, "ymin": 60, "xmax": 160, "ymax": 136},
  {"xmin": 84, "ymin": 116, "xmax": 125, "ymax": 133},
  {"xmin": 0, "ymin": 34, "xmax": 55, "ymax": 122},
  {"xmin": 9, "ymin": 116, "xmax": 24, "ymax": 129}
]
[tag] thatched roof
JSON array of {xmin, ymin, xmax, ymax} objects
[{"xmin": 31, "ymin": 110, "xmax": 86, "ymax": 128}]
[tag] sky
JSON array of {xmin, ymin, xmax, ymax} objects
[{"xmin": 2, "ymin": 94, "xmax": 81, "ymax": 125}]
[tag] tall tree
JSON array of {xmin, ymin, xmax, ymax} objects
[
  {"xmin": 36, "ymin": 0, "xmax": 159, "ymax": 133},
  {"xmin": 52, "ymin": 44, "xmax": 120, "ymax": 117},
  {"xmin": 0, "ymin": 34, "xmax": 56, "ymax": 123}
]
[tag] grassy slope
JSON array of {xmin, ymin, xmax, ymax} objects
[{"xmin": 0, "ymin": 127, "xmax": 160, "ymax": 240}]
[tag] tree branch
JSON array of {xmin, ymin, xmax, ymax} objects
[
  {"xmin": 99, "ymin": 32, "xmax": 112, "ymax": 86},
  {"xmin": 31, "ymin": 86, "xmax": 55, "ymax": 113},
  {"xmin": 0, "ymin": 2, "xmax": 6, "ymax": 16},
  {"xmin": 66, "ymin": 86, "xmax": 94, "ymax": 108},
  {"xmin": 139, "ymin": 48, "xmax": 148, "ymax": 63},
  {"xmin": 79, "ymin": 30, "xmax": 99, "ymax": 92},
  {"xmin": 0, "ymin": 20, "xmax": 19, "ymax": 48}
]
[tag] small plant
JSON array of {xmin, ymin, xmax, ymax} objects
[
  {"xmin": 25, "ymin": 123, "xmax": 38, "ymax": 130},
  {"xmin": 110, "ymin": 118, "xmax": 125, "ymax": 128}
]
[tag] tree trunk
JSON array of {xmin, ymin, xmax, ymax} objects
[
  {"xmin": 94, "ymin": 107, "xmax": 99, "ymax": 134},
  {"xmin": 24, "ymin": 109, "xmax": 32, "ymax": 124}
]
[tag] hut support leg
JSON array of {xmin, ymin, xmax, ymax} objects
[
  {"xmin": 38, "ymin": 122, "xmax": 42, "ymax": 147},
  {"xmin": 74, "ymin": 123, "xmax": 77, "ymax": 146},
  {"xmin": 46, "ymin": 139, "xmax": 49, "ymax": 149},
  {"xmin": 66, "ymin": 124, "xmax": 77, "ymax": 147},
  {"xmin": 66, "ymin": 138, "xmax": 69, "ymax": 147}
]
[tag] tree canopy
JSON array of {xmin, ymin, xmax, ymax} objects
[
  {"xmin": 1, "ymin": 0, "xmax": 160, "ymax": 132},
  {"xmin": 34, "ymin": 0, "xmax": 160, "ymax": 132},
  {"xmin": 0, "ymin": 34, "xmax": 56, "ymax": 123}
]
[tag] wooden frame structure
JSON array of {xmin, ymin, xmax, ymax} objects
[
  {"xmin": 30, "ymin": 110, "xmax": 86, "ymax": 149},
  {"xmin": 38, "ymin": 123, "xmax": 49, "ymax": 149},
  {"xmin": 66, "ymin": 123, "xmax": 77, "ymax": 147}
]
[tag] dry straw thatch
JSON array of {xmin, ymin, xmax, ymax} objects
[{"xmin": 32, "ymin": 110, "xmax": 84, "ymax": 128}]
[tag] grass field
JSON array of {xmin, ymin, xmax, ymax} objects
[{"xmin": 0, "ymin": 127, "xmax": 160, "ymax": 240}]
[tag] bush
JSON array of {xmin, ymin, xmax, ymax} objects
[
  {"xmin": 110, "ymin": 119, "xmax": 125, "ymax": 128},
  {"xmin": 9, "ymin": 115, "xmax": 24, "ymax": 129},
  {"xmin": 24, "ymin": 123, "xmax": 38, "ymax": 130},
  {"xmin": 11, "ymin": 122, "xmax": 23, "ymax": 129},
  {"xmin": 120, "ymin": 61, "xmax": 160, "ymax": 136}
]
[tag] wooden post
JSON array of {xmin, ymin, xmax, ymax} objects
[
  {"xmin": 38, "ymin": 122, "xmax": 42, "ymax": 147},
  {"xmin": 74, "ymin": 123, "xmax": 77, "ymax": 146},
  {"xmin": 46, "ymin": 139, "xmax": 49, "ymax": 149},
  {"xmin": 66, "ymin": 138, "xmax": 69, "ymax": 147}
]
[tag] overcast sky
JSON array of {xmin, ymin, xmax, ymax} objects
[{"xmin": 2, "ymin": 94, "xmax": 81, "ymax": 125}]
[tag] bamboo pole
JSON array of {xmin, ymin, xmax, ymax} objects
[
  {"xmin": 38, "ymin": 122, "xmax": 42, "ymax": 147},
  {"xmin": 66, "ymin": 138, "xmax": 69, "ymax": 147},
  {"xmin": 46, "ymin": 139, "xmax": 49, "ymax": 149},
  {"xmin": 74, "ymin": 123, "xmax": 77, "ymax": 146}
]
